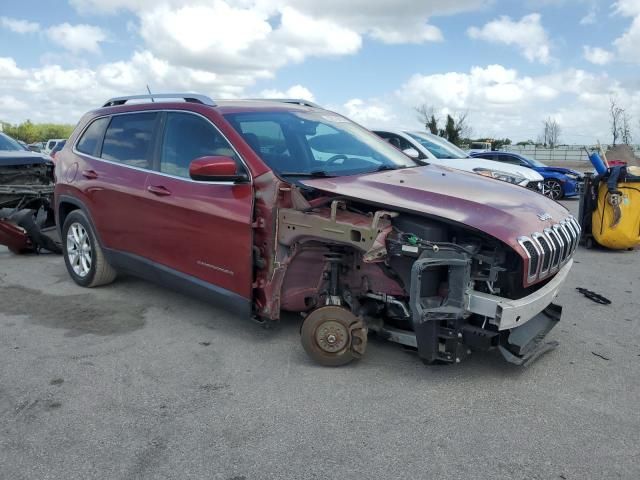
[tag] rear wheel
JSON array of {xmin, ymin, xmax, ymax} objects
[
  {"xmin": 543, "ymin": 179, "xmax": 564, "ymax": 200},
  {"xmin": 300, "ymin": 306, "xmax": 367, "ymax": 367},
  {"xmin": 62, "ymin": 210, "xmax": 116, "ymax": 287}
]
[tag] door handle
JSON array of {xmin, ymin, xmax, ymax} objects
[
  {"xmin": 81, "ymin": 169, "xmax": 98, "ymax": 179},
  {"xmin": 147, "ymin": 185, "xmax": 172, "ymax": 196}
]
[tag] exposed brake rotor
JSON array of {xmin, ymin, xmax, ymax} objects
[{"xmin": 300, "ymin": 306, "xmax": 367, "ymax": 367}]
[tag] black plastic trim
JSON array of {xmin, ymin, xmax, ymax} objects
[
  {"xmin": 55, "ymin": 195, "xmax": 104, "ymax": 247},
  {"xmin": 103, "ymin": 248, "xmax": 251, "ymax": 318}
]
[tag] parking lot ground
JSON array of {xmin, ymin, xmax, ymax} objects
[{"xmin": 1, "ymin": 200, "xmax": 639, "ymax": 480}]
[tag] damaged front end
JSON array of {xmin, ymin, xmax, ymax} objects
[
  {"xmin": 0, "ymin": 159, "xmax": 60, "ymax": 254},
  {"xmin": 252, "ymin": 177, "xmax": 576, "ymax": 367}
]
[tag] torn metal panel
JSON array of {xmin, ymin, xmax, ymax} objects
[{"xmin": 278, "ymin": 201, "xmax": 396, "ymax": 253}]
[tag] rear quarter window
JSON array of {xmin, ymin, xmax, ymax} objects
[
  {"xmin": 76, "ymin": 117, "xmax": 109, "ymax": 156},
  {"xmin": 101, "ymin": 112, "xmax": 158, "ymax": 169}
]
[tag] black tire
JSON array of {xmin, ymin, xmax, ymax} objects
[
  {"xmin": 62, "ymin": 210, "xmax": 117, "ymax": 287},
  {"xmin": 543, "ymin": 179, "xmax": 564, "ymax": 200}
]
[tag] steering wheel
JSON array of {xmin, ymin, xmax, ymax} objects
[{"xmin": 326, "ymin": 154, "xmax": 348, "ymax": 166}]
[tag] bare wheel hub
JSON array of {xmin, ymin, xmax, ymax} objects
[
  {"xmin": 300, "ymin": 306, "xmax": 367, "ymax": 367},
  {"xmin": 315, "ymin": 320, "xmax": 349, "ymax": 353}
]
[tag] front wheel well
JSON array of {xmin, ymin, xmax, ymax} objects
[{"xmin": 57, "ymin": 201, "xmax": 80, "ymax": 230}]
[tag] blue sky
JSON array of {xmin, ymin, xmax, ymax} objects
[{"xmin": 1, "ymin": 0, "xmax": 639, "ymax": 143}]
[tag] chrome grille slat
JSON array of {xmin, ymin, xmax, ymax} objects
[
  {"xmin": 559, "ymin": 223, "xmax": 572, "ymax": 261},
  {"xmin": 546, "ymin": 228, "xmax": 562, "ymax": 271},
  {"xmin": 533, "ymin": 233, "xmax": 552, "ymax": 277},
  {"xmin": 521, "ymin": 216, "xmax": 578, "ymax": 284},
  {"xmin": 551, "ymin": 225, "xmax": 567, "ymax": 263},
  {"xmin": 564, "ymin": 221, "xmax": 577, "ymax": 253}
]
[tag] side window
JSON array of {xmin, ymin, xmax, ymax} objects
[
  {"xmin": 498, "ymin": 154, "xmax": 525, "ymax": 166},
  {"xmin": 375, "ymin": 133, "xmax": 417, "ymax": 156},
  {"xmin": 396, "ymin": 136, "xmax": 414, "ymax": 152},
  {"xmin": 76, "ymin": 117, "xmax": 109, "ymax": 156},
  {"xmin": 160, "ymin": 112, "xmax": 239, "ymax": 178},
  {"xmin": 102, "ymin": 112, "xmax": 157, "ymax": 169}
]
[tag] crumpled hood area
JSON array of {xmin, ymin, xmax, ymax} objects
[
  {"xmin": 301, "ymin": 165, "xmax": 570, "ymax": 252},
  {"xmin": 0, "ymin": 150, "xmax": 52, "ymax": 166}
]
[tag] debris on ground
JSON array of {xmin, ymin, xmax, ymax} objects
[
  {"xmin": 576, "ymin": 288, "xmax": 612, "ymax": 305},
  {"xmin": 591, "ymin": 352, "xmax": 610, "ymax": 361}
]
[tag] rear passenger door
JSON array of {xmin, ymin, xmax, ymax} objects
[
  {"xmin": 140, "ymin": 111, "xmax": 254, "ymax": 299},
  {"xmin": 77, "ymin": 112, "xmax": 160, "ymax": 257}
]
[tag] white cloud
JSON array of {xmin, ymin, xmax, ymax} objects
[
  {"xmin": 398, "ymin": 65, "xmax": 561, "ymax": 111},
  {"xmin": 393, "ymin": 64, "xmax": 636, "ymax": 143},
  {"xmin": 0, "ymin": 95, "xmax": 28, "ymax": 113},
  {"xmin": 579, "ymin": 9, "xmax": 597, "ymax": 25},
  {"xmin": 614, "ymin": 0, "xmax": 640, "ymax": 17},
  {"xmin": 613, "ymin": 17, "xmax": 640, "ymax": 63},
  {"xmin": 0, "ymin": 57, "xmax": 27, "ymax": 79},
  {"xmin": 467, "ymin": 13, "xmax": 552, "ymax": 64},
  {"xmin": 0, "ymin": 16, "xmax": 39, "ymax": 34},
  {"xmin": 46, "ymin": 23, "xmax": 108, "ymax": 54},
  {"xmin": 0, "ymin": 51, "xmax": 244, "ymax": 124},
  {"xmin": 338, "ymin": 98, "xmax": 396, "ymax": 127},
  {"xmin": 370, "ymin": 24, "xmax": 443, "ymax": 44},
  {"xmin": 259, "ymin": 85, "xmax": 316, "ymax": 101},
  {"xmin": 583, "ymin": 46, "xmax": 614, "ymax": 65}
]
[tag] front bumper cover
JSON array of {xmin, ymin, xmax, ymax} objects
[
  {"xmin": 467, "ymin": 260, "xmax": 573, "ymax": 330},
  {"xmin": 404, "ymin": 250, "xmax": 571, "ymax": 365}
]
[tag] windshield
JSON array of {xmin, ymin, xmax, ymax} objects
[
  {"xmin": 224, "ymin": 111, "xmax": 417, "ymax": 177},
  {"xmin": 406, "ymin": 132, "xmax": 468, "ymax": 159},
  {"xmin": 0, "ymin": 133, "xmax": 26, "ymax": 151}
]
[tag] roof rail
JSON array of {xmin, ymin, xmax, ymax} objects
[
  {"xmin": 102, "ymin": 93, "xmax": 216, "ymax": 108},
  {"xmin": 254, "ymin": 98, "xmax": 323, "ymax": 109}
]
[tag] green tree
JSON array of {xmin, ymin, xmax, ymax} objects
[
  {"xmin": 0, "ymin": 120, "xmax": 74, "ymax": 143},
  {"xmin": 444, "ymin": 115, "xmax": 460, "ymax": 145},
  {"xmin": 426, "ymin": 115, "xmax": 438, "ymax": 135}
]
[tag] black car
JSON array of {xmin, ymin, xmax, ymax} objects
[{"xmin": 0, "ymin": 132, "xmax": 59, "ymax": 253}]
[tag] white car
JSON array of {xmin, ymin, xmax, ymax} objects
[
  {"xmin": 372, "ymin": 129, "xmax": 544, "ymax": 191},
  {"xmin": 43, "ymin": 138, "xmax": 66, "ymax": 155}
]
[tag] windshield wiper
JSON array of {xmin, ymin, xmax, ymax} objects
[
  {"xmin": 279, "ymin": 170, "xmax": 335, "ymax": 178},
  {"xmin": 375, "ymin": 165, "xmax": 400, "ymax": 172}
]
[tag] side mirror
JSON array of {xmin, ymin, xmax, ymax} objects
[
  {"xmin": 402, "ymin": 148, "xmax": 421, "ymax": 160},
  {"xmin": 189, "ymin": 156, "xmax": 247, "ymax": 182}
]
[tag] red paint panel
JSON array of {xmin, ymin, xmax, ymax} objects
[
  {"xmin": 140, "ymin": 172, "xmax": 254, "ymax": 298},
  {"xmin": 0, "ymin": 220, "xmax": 31, "ymax": 253}
]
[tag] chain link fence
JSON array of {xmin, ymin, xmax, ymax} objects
[{"xmin": 500, "ymin": 144, "xmax": 640, "ymax": 169}]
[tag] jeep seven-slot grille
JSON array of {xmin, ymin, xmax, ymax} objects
[{"xmin": 518, "ymin": 216, "xmax": 581, "ymax": 283}]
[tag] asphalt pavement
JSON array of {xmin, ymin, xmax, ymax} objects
[{"xmin": 1, "ymin": 199, "xmax": 639, "ymax": 480}]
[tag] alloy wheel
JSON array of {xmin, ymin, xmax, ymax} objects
[
  {"xmin": 66, "ymin": 222, "xmax": 92, "ymax": 277},
  {"xmin": 543, "ymin": 180, "xmax": 563, "ymax": 200}
]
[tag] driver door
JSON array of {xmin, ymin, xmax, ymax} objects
[{"xmin": 140, "ymin": 111, "xmax": 254, "ymax": 300}]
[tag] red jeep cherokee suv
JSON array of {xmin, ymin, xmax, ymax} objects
[{"xmin": 55, "ymin": 94, "xmax": 578, "ymax": 367}]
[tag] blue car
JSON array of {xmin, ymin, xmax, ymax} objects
[{"xmin": 470, "ymin": 151, "xmax": 582, "ymax": 200}]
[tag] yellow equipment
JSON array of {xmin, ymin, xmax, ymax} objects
[{"xmin": 591, "ymin": 166, "xmax": 640, "ymax": 250}]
